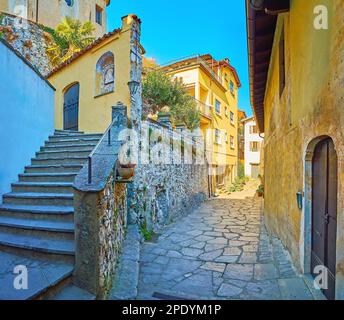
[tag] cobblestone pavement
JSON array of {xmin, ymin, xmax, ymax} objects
[{"xmin": 137, "ymin": 198, "xmax": 324, "ymax": 300}]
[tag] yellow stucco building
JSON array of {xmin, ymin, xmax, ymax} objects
[
  {"xmin": 47, "ymin": 14, "xmax": 144, "ymax": 133},
  {"xmin": 247, "ymin": 0, "xmax": 344, "ymax": 299},
  {"xmin": 162, "ymin": 54, "xmax": 241, "ymax": 190},
  {"xmin": 0, "ymin": 0, "xmax": 110, "ymax": 37}
]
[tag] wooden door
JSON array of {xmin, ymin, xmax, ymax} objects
[
  {"xmin": 63, "ymin": 83, "xmax": 79, "ymax": 131},
  {"xmin": 311, "ymin": 138, "xmax": 337, "ymax": 300}
]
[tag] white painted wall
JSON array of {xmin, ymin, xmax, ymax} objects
[
  {"xmin": 0, "ymin": 41, "xmax": 55, "ymax": 199},
  {"xmin": 244, "ymin": 118, "xmax": 264, "ymax": 177}
]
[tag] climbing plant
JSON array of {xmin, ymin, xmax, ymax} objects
[{"xmin": 0, "ymin": 14, "xmax": 4, "ymax": 39}]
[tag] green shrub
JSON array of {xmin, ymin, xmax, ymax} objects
[
  {"xmin": 140, "ymin": 222, "xmax": 153, "ymax": 241},
  {"xmin": 227, "ymin": 176, "xmax": 247, "ymax": 193}
]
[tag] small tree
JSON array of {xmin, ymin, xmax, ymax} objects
[
  {"xmin": 45, "ymin": 17, "xmax": 95, "ymax": 66},
  {"xmin": 142, "ymin": 70, "xmax": 200, "ymax": 130}
]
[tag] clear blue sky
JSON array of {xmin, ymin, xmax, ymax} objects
[{"xmin": 107, "ymin": 0, "xmax": 252, "ymax": 116}]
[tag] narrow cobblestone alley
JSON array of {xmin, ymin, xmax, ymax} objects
[{"xmin": 137, "ymin": 197, "xmax": 324, "ymax": 300}]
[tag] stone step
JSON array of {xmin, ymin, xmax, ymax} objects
[
  {"xmin": 42, "ymin": 143, "xmax": 97, "ymax": 152},
  {"xmin": 0, "ymin": 215, "xmax": 74, "ymax": 233},
  {"xmin": 0, "ymin": 216, "xmax": 74, "ymax": 241},
  {"xmin": 54, "ymin": 129, "xmax": 84, "ymax": 135},
  {"xmin": 3, "ymin": 192, "xmax": 74, "ymax": 206},
  {"xmin": 48, "ymin": 133, "xmax": 102, "ymax": 142},
  {"xmin": 45, "ymin": 138, "xmax": 100, "ymax": 147},
  {"xmin": 25, "ymin": 164, "xmax": 83, "ymax": 174},
  {"xmin": 51, "ymin": 285, "xmax": 96, "ymax": 300},
  {"xmin": 12, "ymin": 182, "xmax": 74, "ymax": 194},
  {"xmin": 32, "ymin": 156, "xmax": 88, "ymax": 165},
  {"xmin": 0, "ymin": 231, "xmax": 75, "ymax": 256},
  {"xmin": 0, "ymin": 250, "xmax": 74, "ymax": 300},
  {"xmin": 19, "ymin": 172, "xmax": 77, "ymax": 183},
  {"xmin": 0, "ymin": 204, "xmax": 74, "ymax": 222},
  {"xmin": 36, "ymin": 149, "xmax": 92, "ymax": 159}
]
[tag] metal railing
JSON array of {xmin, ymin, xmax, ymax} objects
[
  {"xmin": 88, "ymin": 117, "xmax": 116, "ymax": 184},
  {"xmin": 195, "ymin": 56, "xmax": 223, "ymax": 86},
  {"xmin": 194, "ymin": 99, "xmax": 212, "ymax": 120},
  {"xmin": 162, "ymin": 54, "xmax": 223, "ymax": 86}
]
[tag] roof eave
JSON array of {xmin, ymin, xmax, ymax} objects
[{"xmin": 246, "ymin": 0, "xmax": 290, "ymax": 133}]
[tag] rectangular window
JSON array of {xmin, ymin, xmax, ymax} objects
[
  {"xmin": 96, "ymin": 5, "xmax": 103, "ymax": 25},
  {"xmin": 230, "ymin": 80, "xmax": 235, "ymax": 95},
  {"xmin": 230, "ymin": 135, "xmax": 235, "ymax": 149},
  {"xmin": 225, "ymin": 132, "xmax": 228, "ymax": 143},
  {"xmin": 215, "ymin": 129, "xmax": 221, "ymax": 144},
  {"xmin": 249, "ymin": 125, "xmax": 258, "ymax": 134},
  {"xmin": 225, "ymin": 106, "xmax": 228, "ymax": 117},
  {"xmin": 279, "ymin": 25, "xmax": 286, "ymax": 96},
  {"xmin": 250, "ymin": 141, "xmax": 260, "ymax": 152},
  {"xmin": 215, "ymin": 99, "xmax": 221, "ymax": 114},
  {"xmin": 230, "ymin": 111, "xmax": 234, "ymax": 125}
]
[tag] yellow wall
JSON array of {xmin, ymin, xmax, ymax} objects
[
  {"xmin": 167, "ymin": 62, "xmax": 239, "ymax": 184},
  {"xmin": 262, "ymin": 0, "xmax": 344, "ymax": 272},
  {"xmin": 0, "ymin": 0, "xmax": 108, "ymax": 37},
  {"xmin": 48, "ymin": 16, "xmax": 134, "ymax": 134}
]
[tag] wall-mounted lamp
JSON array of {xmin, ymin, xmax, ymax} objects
[
  {"xmin": 296, "ymin": 191, "xmax": 303, "ymax": 210},
  {"xmin": 128, "ymin": 80, "xmax": 140, "ymax": 96}
]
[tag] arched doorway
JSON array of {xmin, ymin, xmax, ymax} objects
[
  {"xmin": 311, "ymin": 137, "xmax": 337, "ymax": 300},
  {"xmin": 63, "ymin": 83, "xmax": 79, "ymax": 131}
]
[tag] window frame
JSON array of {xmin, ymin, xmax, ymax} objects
[
  {"xmin": 250, "ymin": 141, "xmax": 260, "ymax": 152},
  {"xmin": 95, "ymin": 5, "xmax": 103, "ymax": 26},
  {"xmin": 230, "ymin": 111, "xmax": 234, "ymax": 125},
  {"xmin": 215, "ymin": 129, "xmax": 222, "ymax": 145},
  {"xmin": 215, "ymin": 99, "xmax": 221, "ymax": 114},
  {"xmin": 230, "ymin": 135, "xmax": 235, "ymax": 149},
  {"xmin": 230, "ymin": 80, "xmax": 235, "ymax": 96}
]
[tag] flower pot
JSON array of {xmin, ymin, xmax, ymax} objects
[
  {"xmin": 256, "ymin": 191, "xmax": 263, "ymax": 197},
  {"xmin": 117, "ymin": 163, "xmax": 136, "ymax": 180}
]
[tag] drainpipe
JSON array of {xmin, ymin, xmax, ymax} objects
[{"xmin": 36, "ymin": 0, "xmax": 39, "ymax": 23}]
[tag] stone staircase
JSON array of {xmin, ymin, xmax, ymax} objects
[{"xmin": 0, "ymin": 130, "xmax": 102, "ymax": 300}]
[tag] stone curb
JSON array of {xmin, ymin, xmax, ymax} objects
[{"xmin": 109, "ymin": 224, "xmax": 142, "ymax": 300}]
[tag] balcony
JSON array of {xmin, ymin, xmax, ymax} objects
[
  {"xmin": 162, "ymin": 54, "xmax": 224, "ymax": 87},
  {"xmin": 194, "ymin": 99, "xmax": 212, "ymax": 121}
]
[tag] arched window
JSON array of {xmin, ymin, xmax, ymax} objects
[{"xmin": 96, "ymin": 52, "xmax": 114, "ymax": 96}]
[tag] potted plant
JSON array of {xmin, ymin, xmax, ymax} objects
[
  {"xmin": 256, "ymin": 184, "xmax": 264, "ymax": 197},
  {"xmin": 117, "ymin": 147, "xmax": 136, "ymax": 180}
]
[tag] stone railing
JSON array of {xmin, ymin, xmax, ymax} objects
[{"xmin": 73, "ymin": 103, "xmax": 129, "ymax": 298}]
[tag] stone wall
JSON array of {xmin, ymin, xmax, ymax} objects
[
  {"xmin": 74, "ymin": 176, "xmax": 127, "ymax": 298},
  {"xmin": 0, "ymin": 12, "xmax": 52, "ymax": 76},
  {"xmin": 127, "ymin": 118, "xmax": 209, "ymax": 231},
  {"xmin": 262, "ymin": 0, "xmax": 344, "ymax": 299},
  {"xmin": 73, "ymin": 105, "xmax": 128, "ymax": 298}
]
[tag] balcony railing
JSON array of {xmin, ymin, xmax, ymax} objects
[
  {"xmin": 194, "ymin": 99, "xmax": 212, "ymax": 120},
  {"xmin": 162, "ymin": 54, "xmax": 223, "ymax": 86}
]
